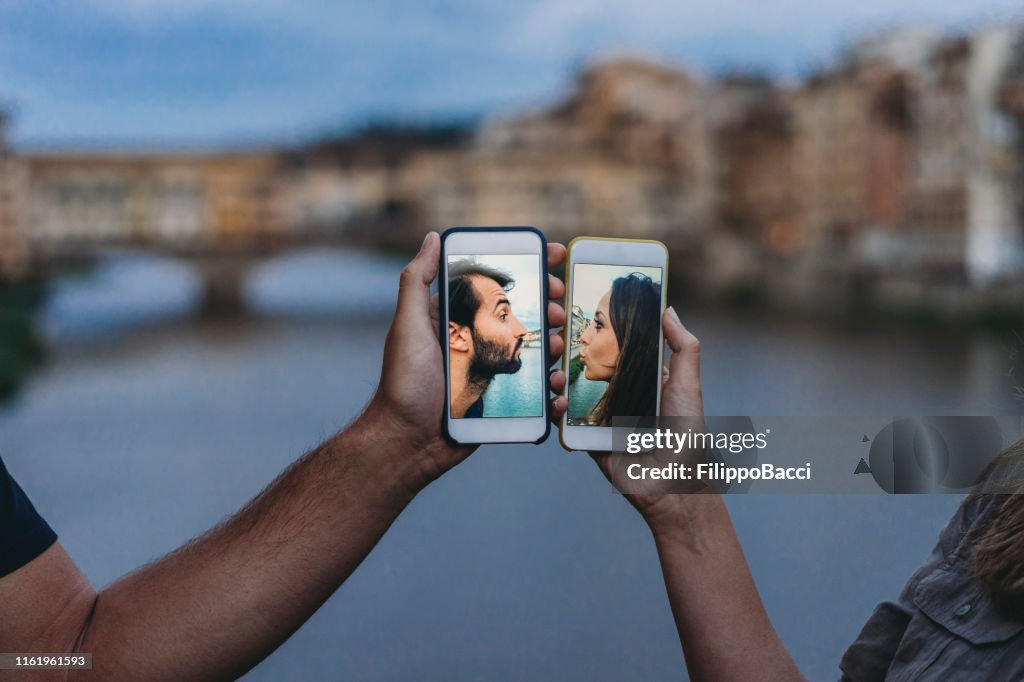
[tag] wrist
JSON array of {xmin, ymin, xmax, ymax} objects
[
  {"xmin": 354, "ymin": 395, "xmax": 462, "ymax": 492},
  {"xmin": 644, "ymin": 494, "xmax": 732, "ymax": 553},
  {"xmin": 345, "ymin": 401, "xmax": 433, "ymax": 497}
]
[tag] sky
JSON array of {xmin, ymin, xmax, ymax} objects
[
  {"xmin": 572, "ymin": 264, "xmax": 663, "ymax": 316},
  {"xmin": 1, "ymin": 1, "xmax": 1022, "ymax": 147}
]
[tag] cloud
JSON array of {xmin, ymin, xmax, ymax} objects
[
  {"xmin": 510, "ymin": 0, "xmax": 1024, "ymax": 74},
  {"xmin": 1, "ymin": 0, "xmax": 1021, "ymax": 144}
]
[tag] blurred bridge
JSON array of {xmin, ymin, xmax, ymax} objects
[
  {"xmin": 522, "ymin": 330, "xmax": 543, "ymax": 346},
  {"xmin": 0, "ymin": 148, "xmax": 419, "ymax": 314},
  {"xmin": 27, "ymin": 232, "xmax": 379, "ymax": 315}
]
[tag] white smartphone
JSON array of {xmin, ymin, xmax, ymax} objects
[
  {"xmin": 441, "ymin": 227, "xmax": 550, "ymax": 445},
  {"xmin": 559, "ymin": 237, "xmax": 668, "ymax": 451}
]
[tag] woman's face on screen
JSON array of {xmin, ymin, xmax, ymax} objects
[{"xmin": 579, "ymin": 290, "xmax": 619, "ymax": 381}]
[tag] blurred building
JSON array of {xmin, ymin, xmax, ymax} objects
[
  {"xmin": 408, "ymin": 58, "xmax": 714, "ymax": 243},
  {"xmin": 278, "ymin": 124, "xmax": 468, "ymax": 247},
  {"xmin": 964, "ymin": 26, "xmax": 1024, "ymax": 287},
  {"xmin": 787, "ymin": 32, "xmax": 930, "ymax": 307},
  {"xmin": 786, "ymin": 26, "xmax": 1024, "ymax": 314},
  {"xmin": 5, "ymin": 25, "xmax": 1024, "ymax": 317},
  {"xmin": 18, "ymin": 149, "xmax": 288, "ymax": 257},
  {"xmin": 909, "ymin": 36, "xmax": 970, "ymax": 264},
  {"xmin": 711, "ymin": 76, "xmax": 798, "ymax": 244},
  {"xmin": 569, "ymin": 305, "xmax": 588, "ymax": 345},
  {"xmin": 702, "ymin": 75, "xmax": 799, "ymax": 292},
  {"xmin": 0, "ymin": 112, "xmax": 30, "ymax": 277}
]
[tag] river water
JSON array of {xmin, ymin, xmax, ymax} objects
[
  {"xmin": 1, "ymin": 249, "xmax": 1021, "ymax": 680},
  {"xmin": 483, "ymin": 347, "xmax": 545, "ymax": 418}
]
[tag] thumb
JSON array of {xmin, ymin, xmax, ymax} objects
[
  {"xmin": 396, "ymin": 232, "xmax": 440, "ymax": 319},
  {"xmin": 663, "ymin": 306, "xmax": 703, "ymax": 416}
]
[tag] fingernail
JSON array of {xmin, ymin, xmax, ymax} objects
[
  {"xmin": 418, "ymin": 232, "xmax": 433, "ymax": 253},
  {"xmin": 667, "ymin": 306, "xmax": 682, "ymax": 326}
]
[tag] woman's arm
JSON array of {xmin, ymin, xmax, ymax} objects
[
  {"xmin": 647, "ymin": 496, "xmax": 804, "ymax": 681},
  {"xmin": 593, "ymin": 308, "xmax": 804, "ymax": 681}
]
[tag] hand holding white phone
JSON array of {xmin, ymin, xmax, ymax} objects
[{"xmin": 560, "ymin": 237, "xmax": 668, "ymax": 451}]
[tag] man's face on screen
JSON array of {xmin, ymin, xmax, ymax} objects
[{"xmin": 467, "ymin": 274, "xmax": 528, "ymax": 381}]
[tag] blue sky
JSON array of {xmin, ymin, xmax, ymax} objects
[{"xmin": 1, "ymin": 0, "xmax": 1021, "ymax": 147}]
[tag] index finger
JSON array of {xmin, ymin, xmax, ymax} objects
[{"xmin": 547, "ymin": 242, "xmax": 566, "ymax": 270}]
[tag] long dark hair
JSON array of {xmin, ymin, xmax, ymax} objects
[
  {"xmin": 968, "ymin": 439, "xmax": 1024, "ymax": 610},
  {"xmin": 590, "ymin": 273, "xmax": 662, "ymax": 426}
]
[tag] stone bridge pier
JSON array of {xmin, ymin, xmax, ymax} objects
[{"xmin": 191, "ymin": 251, "xmax": 261, "ymax": 317}]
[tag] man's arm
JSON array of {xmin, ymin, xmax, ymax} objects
[
  {"xmin": 2, "ymin": 408, "xmax": 434, "ymax": 680},
  {"xmin": 85, "ymin": 407, "xmax": 440, "ymax": 679},
  {"xmin": 0, "ymin": 232, "xmax": 569, "ymax": 680}
]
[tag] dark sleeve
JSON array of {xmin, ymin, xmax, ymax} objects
[
  {"xmin": 0, "ymin": 456, "xmax": 58, "ymax": 578},
  {"xmin": 838, "ymin": 497, "xmax": 977, "ymax": 681},
  {"xmin": 464, "ymin": 396, "xmax": 484, "ymax": 418}
]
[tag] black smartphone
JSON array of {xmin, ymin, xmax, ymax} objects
[{"xmin": 440, "ymin": 226, "xmax": 550, "ymax": 444}]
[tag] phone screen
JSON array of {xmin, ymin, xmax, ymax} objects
[
  {"xmin": 567, "ymin": 263, "xmax": 663, "ymax": 426},
  {"xmin": 446, "ymin": 253, "xmax": 544, "ymax": 419}
]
